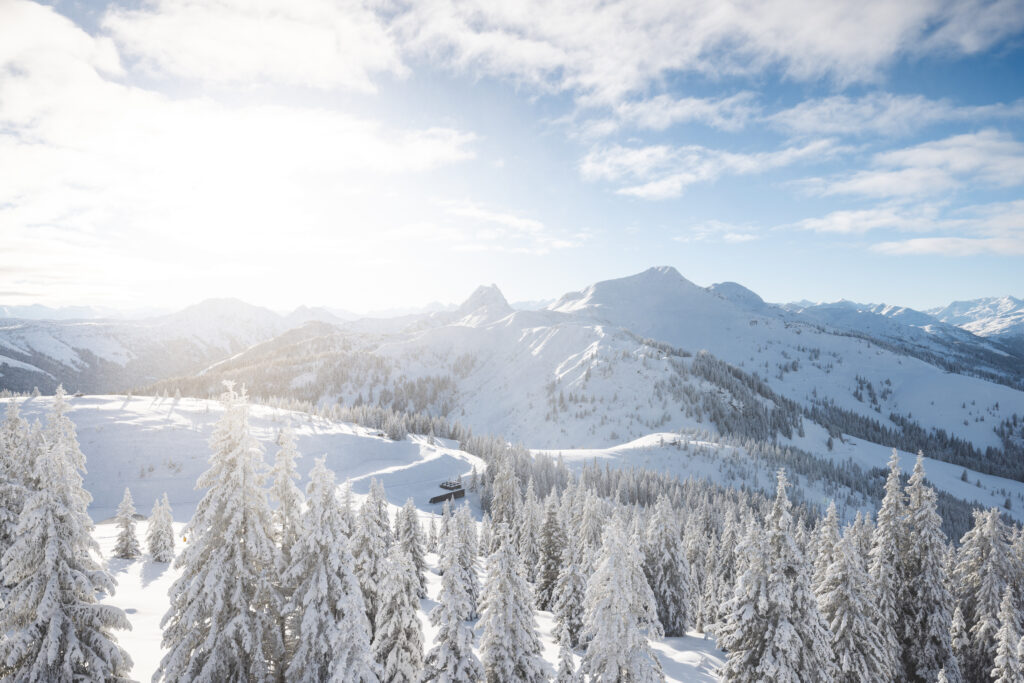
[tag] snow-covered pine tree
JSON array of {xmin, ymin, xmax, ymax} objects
[
  {"xmin": 156, "ymin": 382, "xmax": 284, "ymax": 683},
  {"xmin": 353, "ymin": 478, "xmax": 394, "ymax": 633},
  {"xmin": 479, "ymin": 523, "xmax": 546, "ymax": 683},
  {"xmin": 817, "ymin": 523, "xmax": 891, "ymax": 682},
  {"xmin": 867, "ymin": 450, "xmax": 905, "ymax": 680},
  {"xmin": 578, "ymin": 492, "xmax": 606, "ymax": 560},
  {"xmin": 990, "ymin": 588, "xmax": 1022, "ymax": 683},
  {"xmin": 553, "ymin": 533, "xmax": 588, "ymax": 648},
  {"xmin": 553, "ymin": 623, "xmax": 575, "ymax": 683},
  {"xmin": 423, "ymin": 526, "xmax": 484, "ymax": 683},
  {"xmin": 396, "ymin": 497, "xmax": 427, "ymax": 597},
  {"xmin": 283, "ymin": 457, "xmax": 376, "ymax": 682},
  {"xmin": 901, "ymin": 453, "xmax": 956, "ymax": 681},
  {"xmin": 113, "ymin": 487, "xmax": 141, "ymax": 560},
  {"xmin": 0, "ymin": 385, "xmax": 132, "ymax": 681},
  {"xmin": 147, "ymin": 493, "xmax": 175, "ymax": 563},
  {"xmin": 643, "ymin": 494, "xmax": 692, "ymax": 637},
  {"xmin": 513, "ymin": 478, "xmax": 542, "ymax": 582},
  {"xmin": 0, "ymin": 399, "xmax": 29, "ymax": 555},
  {"xmin": 954, "ymin": 507, "xmax": 1015, "ymax": 682},
  {"xmin": 447, "ymin": 504, "xmax": 480, "ymax": 619},
  {"xmin": 718, "ymin": 469, "xmax": 835, "ymax": 683},
  {"xmin": 270, "ymin": 425, "xmax": 303, "ymax": 572},
  {"xmin": 811, "ymin": 500, "xmax": 840, "ymax": 595},
  {"xmin": 951, "ymin": 605, "xmax": 969, "ymax": 679},
  {"xmin": 488, "ymin": 463, "xmax": 520, "ymax": 527},
  {"xmin": 427, "ymin": 514, "xmax": 438, "ymax": 553},
  {"xmin": 581, "ymin": 516, "xmax": 663, "ymax": 682},
  {"xmin": 536, "ymin": 492, "xmax": 567, "ymax": 611},
  {"xmin": 372, "ymin": 544, "xmax": 424, "ymax": 683},
  {"xmin": 479, "ymin": 512, "xmax": 493, "ymax": 556}
]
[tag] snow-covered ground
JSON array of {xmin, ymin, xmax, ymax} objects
[
  {"xmin": 538, "ymin": 430, "xmax": 1024, "ymax": 525},
  {"xmin": 7, "ymin": 394, "xmax": 482, "ymax": 521},
  {"xmin": 94, "ymin": 519, "xmax": 725, "ymax": 682},
  {"xmin": 7, "ymin": 393, "xmax": 724, "ymax": 681}
]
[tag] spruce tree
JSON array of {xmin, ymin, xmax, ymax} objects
[
  {"xmin": 444, "ymin": 504, "xmax": 479, "ymax": 620},
  {"xmin": 284, "ymin": 457, "xmax": 375, "ymax": 682},
  {"xmin": 0, "ymin": 399, "xmax": 29, "ymax": 556},
  {"xmin": 867, "ymin": 450, "xmax": 905, "ymax": 680},
  {"xmin": 990, "ymin": 588, "xmax": 1022, "ymax": 683},
  {"xmin": 113, "ymin": 487, "xmax": 141, "ymax": 560},
  {"xmin": 901, "ymin": 453, "xmax": 956, "ymax": 681},
  {"xmin": 951, "ymin": 605, "xmax": 970, "ymax": 678},
  {"xmin": 554, "ymin": 621, "xmax": 576, "ymax": 683},
  {"xmin": 395, "ymin": 498, "xmax": 427, "ymax": 597},
  {"xmin": 488, "ymin": 463, "xmax": 519, "ymax": 527},
  {"xmin": 536, "ymin": 492, "xmax": 567, "ymax": 611},
  {"xmin": 718, "ymin": 470, "xmax": 835, "ymax": 683},
  {"xmin": 353, "ymin": 478, "xmax": 393, "ymax": 633},
  {"xmin": 423, "ymin": 528, "xmax": 484, "ymax": 683},
  {"xmin": 0, "ymin": 386, "xmax": 132, "ymax": 681},
  {"xmin": 372, "ymin": 544, "xmax": 424, "ymax": 683},
  {"xmin": 811, "ymin": 501, "xmax": 840, "ymax": 594},
  {"xmin": 427, "ymin": 514, "xmax": 438, "ymax": 553},
  {"xmin": 955, "ymin": 508, "xmax": 1015, "ymax": 681},
  {"xmin": 553, "ymin": 535, "xmax": 588, "ymax": 647},
  {"xmin": 581, "ymin": 517, "xmax": 663, "ymax": 682},
  {"xmin": 147, "ymin": 493, "xmax": 175, "ymax": 563},
  {"xmin": 270, "ymin": 425, "xmax": 303, "ymax": 571},
  {"xmin": 479, "ymin": 523, "xmax": 546, "ymax": 683},
  {"xmin": 817, "ymin": 527, "xmax": 891, "ymax": 682},
  {"xmin": 643, "ymin": 494, "xmax": 692, "ymax": 637},
  {"xmin": 156, "ymin": 382, "xmax": 284, "ymax": 683},
  {"xmin": 513, "ymin": 479, "xmax": 542, "ymax": 582}
]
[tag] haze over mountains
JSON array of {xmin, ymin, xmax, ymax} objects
[{"xmin": 3, "ymin": 267, "xmax": 1023, "ymax": 490}]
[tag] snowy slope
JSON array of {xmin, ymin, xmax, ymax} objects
[
  {"xmin": 6, "ymin": 394, "xmax": 483, "ymax": 521},
  {"xmin": 0, "ymin": 299, "xmax": 331, "ymax": 394},
  {"xmin": 538, "ymin": 430, "xmax": 1024, "ymax": 526},
  {"xmin": 153, "ymin": 269, "xmax": 1024, "ymax": 480},
  {"xmin": 3, "ymin": 393, "xmax": 724, "ymax": 682}
]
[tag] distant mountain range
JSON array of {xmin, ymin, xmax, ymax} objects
[{"xmin": 2, "ymin": 267, "xmax": 1022, "ymax": 486}]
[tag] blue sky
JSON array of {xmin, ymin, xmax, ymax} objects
[{"xmin": 2, "ymin": 0, "xmax": 1023, "ymax": 313}]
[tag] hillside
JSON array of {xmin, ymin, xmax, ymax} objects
[
  {"xmin": 144, "ymin": 268, "xmax": 1024, "ymax": 485},
  {"xmin": 5, "ymin": 393, "xmax": 726, "ymax": 682},
  {"xmin": 0, "ymin": 299, "xmax": 300, "ymax": 393}
]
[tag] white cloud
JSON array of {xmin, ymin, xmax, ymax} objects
[
  {"xmin": 0, "ymin": 1, "xmax": 479, "ymax": 307},
  {"xmin": 674, "ymin": 221, "xmax": 760, "ymax": 243},
  {"xmin": 819, "ymin": 130, "xmax": 1024, "ymax": 198},
  {"xmin": 103, "ymin": 0, "xmax": 406, "ymax": 91},
  {"xmin": 601, "ymin": 92, "xmax": 758, "ymax": 134},
  {"xmin": 793, "ymin": 199, "xmax": 1024, "ymax": 255},
  {"xmin": 794, "ymin": 205, "xmax": 946, "ymax": 234},
  {"xmin": 582, "ymin": 139, "xmax": 841, "ymax": 199},
  {"xmin": 435, "ymin": 201, "xmax": 585, "ymax": 253},
  {"xmin": 770, "ymin": 93, "xmax": 1024, "ymax": 138},
  {"xmin": 872, "ymin": 236, "xmax": 1024, "ymax": 255},
  {"xmin": 394, "ymin": 0, "xmax": 1024, "ymax": 105}
]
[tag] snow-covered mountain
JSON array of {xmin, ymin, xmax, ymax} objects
[
  {"xmin": 138, "ymin": 268, "xmax": 1024, "ymax": 487},
  {"xmin": 0, "ymin": 298, "xmax": 304, "ymax": 393},
  {"xmin": 928, "ymin": 296, "xmax": 1024, "ymax": 342},
  {"xmin": 5, "ymin": 267, "xmax": 1024, "ymax": 486}
]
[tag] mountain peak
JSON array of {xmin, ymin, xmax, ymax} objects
[
  {"xmin": 707, "ymin": 281, "xmax": 766, "ymax": 310},
  {"xmin": 457, "ymin": 284, "xmax": 512, "ymax": 316}
]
